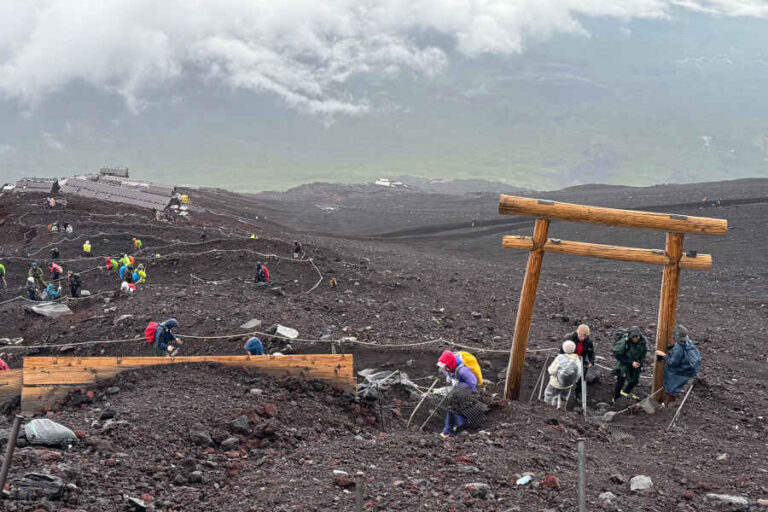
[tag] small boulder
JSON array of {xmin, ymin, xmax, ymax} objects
[
  {"xmin": 464, "ymin": 482, "xmax": 493, "ymax": 499},
  {"xmin": 630, "ymin": 475, "xmax": 653, "ymax": 492},
  {"xmin": 706, "ymin": 494, "xmax": 749, "ymax": 508},
  {"xmin": 599, "ymin": 491, "xmax": 617, "ymax": 501},
  {"xmin": 230, "ymin": 415, "xmax": 250, "ymax": 434},
  {"xmin": 189, "ymin": 430, "xmax": 213, "ymax": 447}
]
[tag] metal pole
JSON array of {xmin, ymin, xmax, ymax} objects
[
  {"xmin": 355, "ymin": 474, "xmax": 364, "ymax": 512},
  {"xmin": 538, "ymin": 355, "xmax": 550, "ymax": 402},
  {"xmin": 666, "ymin": 383, "xmax": 694, "ymax": 432},
  {"xmin": 407, "ymin": 378, "xmax": 438, "ymax": 428},
  {"xmin": 0, "ymin": 415, "xmax": 23, "ymax": 497},
  {"xmin": 577, "ymin": 439, "xmax": 586, "ymax": 512},
  {"xmin": 581, "ymin": 360, "xmax": 588, "ymax": 421},
  {"xmin": 530, "ymin": 355, "xmax": 550, "ymax": 403}
]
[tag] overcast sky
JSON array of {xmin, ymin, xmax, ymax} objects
[{"xmin": 2, "ymin": 0, "xmax": 767, "ymax": 190}]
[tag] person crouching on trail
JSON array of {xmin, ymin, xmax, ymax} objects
[
  {"xmin": 41, "ymin": 283, "xmax": 61, "ymax": 301},
  {"xmin": 255, "ymin": 262, "xmax": 270, "ymax": 284},
  {"xmin": 545, "ymin": 341, "xmax": 583, "ymax": 409},
  {"xmin": 436, "ymin": 350, "xmax": 477, "ymax": 438},
  {"xmin": 656, "ymin": 325, "xmax": 701, "ymax": 404},
  {"xmin": 155, "ymin": 318, "xmax": 181, "ymax": 357},
  {"xmin": 613, "ymin": 326, "xmax": 648, "ymax": 402}
]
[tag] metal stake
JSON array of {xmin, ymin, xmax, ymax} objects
[
  {"xmin": 0, "ymin": 415, "xmax": 23, "ymax": 499},
  {"xmin": 577, "ymin": 439, "xmax": 586, "ymax": 512}
]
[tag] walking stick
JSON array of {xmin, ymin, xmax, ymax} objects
[{"xmin": 408, "ymin": 378, "xmax": 438, "ymax": 428}]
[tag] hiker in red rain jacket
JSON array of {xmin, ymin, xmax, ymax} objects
[
  {"xmin": 255, "ymin": 262, "xmax": 271, "ymax": 284},
  {"xmin": 49, "ymin": 262, "xmax": 63, "ymax": 281},
  {"xmin": 0, "ymin": 358, "xmax": 9, "ymax": 371}
]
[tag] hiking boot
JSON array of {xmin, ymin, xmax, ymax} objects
[
  {"xmin": 619, "ymin": 390, "xmax": 630, "ymax": 398},
  {"xmin": 630, "ymin": 393, "xmax": 641, "ymax": 400},
  {"xmin": 440, "ymin": 432, "xmax": 453, "ymax": 439}
]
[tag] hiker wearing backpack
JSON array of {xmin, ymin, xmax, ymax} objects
[
  {"xmin": 149, "ymin": 318, "xmax": 181, "ymax": 357},
  {"xmin": 545, "ymin": 340, "xmax": 583, "ymax": 408},
  {"xmin": 28, "ymin": 262, "xmax": 47, "ymax": 289},
  {"xmin": 0, "ymin": 261, "xmax": 6, "ymax": 288},
  {"xmin": 68, "ymin": 271, "xmax": 82, "ymax": 298},
  {"xmin": 255, "ymin": 262, "xmax": 270, "ymax": 284},
  {"xmin": 48, "ymin": 262, "xmax": 63, "ymax": 282},
  {"xmin": 26, "ymin": 277, "xmax": 40, "ymax": 301},
  {"xmin": 436, "ymin": 350, "xmax": 480, "ymax": 438},
  {"xmin": 612, "ymin": 326, "xmax": 648, "ymax": 401},
  {"xmin": 656, "ymin": 325, "xmax": 701, "ymax": 402}
]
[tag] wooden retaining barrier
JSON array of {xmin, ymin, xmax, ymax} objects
[{"xmin": 0, "ymin": 355, "xmax": 355, "ymax": 414}]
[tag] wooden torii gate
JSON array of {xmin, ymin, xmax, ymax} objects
[{"xmin": 498, "ymin": 195, "xmax": 727, "ymax": 400}]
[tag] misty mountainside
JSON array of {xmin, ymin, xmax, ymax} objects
[{"xmin": 1, "ymin": 10, "xmax": 767, "ymax": 191}]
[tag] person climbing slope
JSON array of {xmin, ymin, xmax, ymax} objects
[
  {"xmin": 436, "ymin": 350, "xmax": 478, "ymax": 438},
  {"xmin": 28, "ymin": 262, "xmax": 47, "ymax": 289},
  {"xmin": 545, "ymin": 340, "xmax": 583, "ymax": 408},
  {"xmin": 153, "ymin": 318, "xmax": 181, "ymax": 357},
  {"xmin": 613, "ymin": 326, "xmax": 648, "ymax": 402},
  {"xmin": 656, "ymin": 325, "xmax": 701, "ymax": 403}
]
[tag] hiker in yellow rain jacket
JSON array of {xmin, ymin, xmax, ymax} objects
[{"xmin": 83, "ymin": 240, "xmax": 92, "ymax": 254}]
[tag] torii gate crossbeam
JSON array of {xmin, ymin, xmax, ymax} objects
[{"xmin": 498, "ymin": 195, "xmax": 727, "ymax": 401}]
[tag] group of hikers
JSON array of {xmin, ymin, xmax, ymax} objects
[
  {"xmin": 435, "ymin": 323, "xmax": 701, "ymax": 438},
  {"xmin": 47, "ymin": 221, "xmax": 73, "ymax": 233},
  {"xmin": 143, "ymin": 317, "xmax": 267, "ymax": 359},
  {"xmin": 105, "ymin": 248, "xmax": 147, "ymax": 295},
  {"xmin": 24, "ymin": 260, "xmax": 82, "ymax": 301}
]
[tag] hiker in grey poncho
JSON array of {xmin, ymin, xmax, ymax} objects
[{"xmin": 544, "ymin": 340, "xmax": 583, "ymax": 409}]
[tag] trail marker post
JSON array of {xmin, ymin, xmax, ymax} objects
[{"xmin": 499, "ymin": 195, "xmax": 726, "ymax": 401}]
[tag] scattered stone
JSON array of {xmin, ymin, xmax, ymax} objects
[
  {"xmin": 682, "ymin": 490, "xmax": 695, "ymax": 500},
  {"xmin": 540, "ymin": 475, "xmax": 560, "ymax": 489},
  {"xmin": 457, "ymin": 465, "xmax": 480, "ymax": 473},
  {"xmin": 706, "ymin": 494, "xmax": 749, "ymax": 507},
  {"xmin": 249, "ymin": 388, "xmax": 263, "ymax": 395},
  {"xmin": 716, "ymin": 453, "xmax": 728, "ymax": 461},
  {"xmin": 221, "ymin": 437, "xmax": 239, "ymax": 449},
  {"xmin": 189, "ymin": 429, "xmax": 213, "ymax": 446},
  {"xmin": 599, "ymin": 491, "xmax": 617, "ymax": 501},
  {"xmin": 126, "ymin": 495, "xmax": 148, "ymax": 511},
  {"xmin": 11, "ymin": 473, "xmax": 64, "ymax": 500},
  {"xmin": 188, "ymin": 471, "xmax": 203, "ymax": 483},
  {"xmin": 630, "ymin": 475, "xmax": 653, "ymax": 492},
  {"xmin": 240, "ymin": 319, "xmax": 262, "ymax": 330},
  {"xmin": 99, "ymin": 409, "xmax": 117, "ymax": 421},
  {"xmin": 610, "ymin": 473, "xmax": 628, "ymax": 484},
  {"xmin": 464, "ymin": 482, "xmax": 493, "ymax": 499},
  {"xmin": 231, "ymin": 415, "xmax": 250, "ymax": 434},
  {"xmin": 105, "ymin": 387, "xmax": 120, "ymax": 395},
  {"xmin": 756, "ymin": 498, "xmax": 768, "ymax": 506}
]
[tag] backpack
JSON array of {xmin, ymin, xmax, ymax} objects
[
  {"xmin": 676, "ymin": 344, "xmax": 702, "ymax": 376},
  {"xmin": 556, "ymin": 356, "xmax": 581, "ymax": 388},
  {"xmin": 262, "ymin": 266, "xmax": 270, "ymax": 283},
  {"xmin": 144, "ymin": 322, "xmax": 159, "ymax": 344},
  {"xmin": 456, "ymin": 351, "xmax": 483, "ymax": 386}
]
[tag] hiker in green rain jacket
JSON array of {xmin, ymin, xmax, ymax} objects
[{"xmin": 613, "ymin": 326, "xmax": 648, "ymax": 401}]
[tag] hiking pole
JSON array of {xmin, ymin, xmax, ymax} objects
[
  {"xmin": 0, "ymin": 415, "xmax": 23, "ymax": 499},
  {"xmin": 666, "ymin": 383, "xmax": 694, "ymax": 432},
  {"xmin": 581, "ymin": 360, "xmax": 588, "ymax": 421},
  {"xmin": 420, "ymin": 391, "xmax": 451, "ymax": 432},
  {"xmin": 577, "ymin": 439, "xmax": 586, "ymax": 512},
  {"xmin": 529, "ymin": 355, "xmax": 550, "ymax": 403},
  {"xmin": 408, "ymin": 378, "xmax": 438, "ymax": 428}
]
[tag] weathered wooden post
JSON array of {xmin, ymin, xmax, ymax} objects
[
  {"xmin": 499, "ymin": 195, "xmax": 726, "ymax": 401},
  {"xmin": 654, "ymin": 233, "xmax": 684, "ymax": 397},
  {"xmin": 504, "ymin": 218, "xmax": 549, "ymax": 400}
]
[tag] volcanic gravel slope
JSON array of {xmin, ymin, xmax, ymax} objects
[{"xmin": 0, "ymin": 179, "xmax": 766, "ymax": 511}]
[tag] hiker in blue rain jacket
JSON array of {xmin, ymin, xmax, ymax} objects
[
  {"xmin": 656, "ymin": 325, "xmax": 701, "ymax": 401},
  {"xmin": 155, "ymin": 318, "xmax": 180, "ymax": 357}
]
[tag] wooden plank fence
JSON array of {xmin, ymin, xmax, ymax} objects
[{"xmin": 0, "ymin": 355, "xmax": 355, "ymax": 413}]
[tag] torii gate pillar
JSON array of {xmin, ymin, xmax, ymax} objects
[{"xmin": 498, "ymin": 195, "xmax": 727, "ymax": 401}]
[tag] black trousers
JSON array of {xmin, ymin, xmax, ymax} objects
[
  {"xmin": 614, "ymin": 367, "xmax": 641, "ymax": 399},
  {"xmin": 70, "ymin": 285, "xmax": 81, "ymax": 298}
]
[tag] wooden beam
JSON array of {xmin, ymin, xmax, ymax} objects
[
  {"xmin": 653, "ymin": 233, "xmax": 684, "ymax": 397},
  {"xmin": 504, "ymin": 218, "xmax": 550, "ymax": 400},
  {"xmin": 499, "ymin": 195, "xmax": 727, "ymax": 235},
  {"xmin": 21, "ymin": 355, "xmax": 356, "ymax": 413},
  {"xmin": 502, "ymin": 236, "xmax": 712, "ymax": 270},
  {"xmin": 0, "ymin": 370, "xmax": 23, "ymax": 404}
]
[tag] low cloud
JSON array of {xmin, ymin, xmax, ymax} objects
[{"xmin": 0, "ymin": 1, "xmax": 762, "ymax": 116}]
